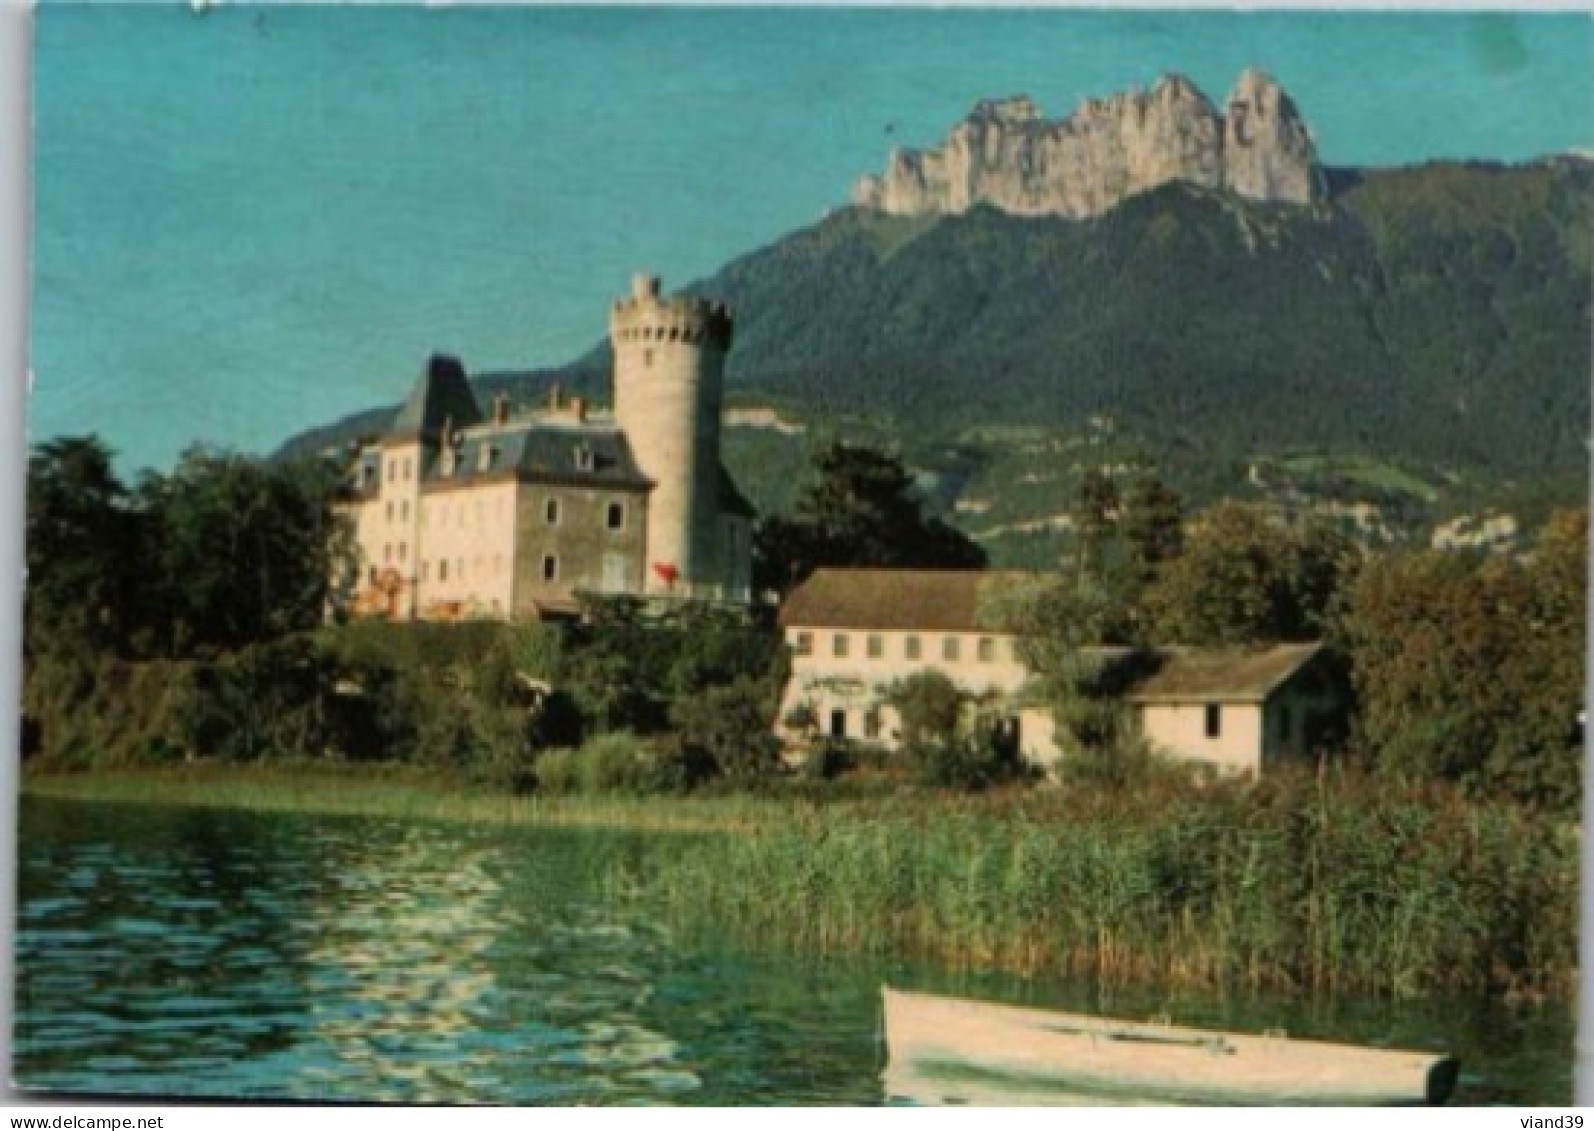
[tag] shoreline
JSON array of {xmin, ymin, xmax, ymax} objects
[{"xmin": 19, "ymin": 764, "xmax": 777, "ymax": 835}]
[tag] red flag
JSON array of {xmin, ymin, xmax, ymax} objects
[{"xmin": 651, "ymin": 562, "xmax": 679, "ymax": 584}]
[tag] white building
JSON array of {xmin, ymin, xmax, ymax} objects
[{"xmin": 775, "ymin": 568, "xmax": 1341, "ymax": 775}]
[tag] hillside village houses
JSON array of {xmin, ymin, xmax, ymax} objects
[
  {"xmin": 776, "ymin": 568, "xmax": 1343, "ymax": 775},
  {"xmin": 335, "ymin": 274, "xmax": 754, "ymax": 619},
  {"xmin": 334, "ymin": 273, "xmax": 1343, "ymax": 778}
]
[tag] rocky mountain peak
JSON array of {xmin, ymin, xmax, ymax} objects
[{"xmin": 851, "ymin": 68, "xmax": 1324, "ymax": 219}]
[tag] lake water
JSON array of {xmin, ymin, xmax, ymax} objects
[{"xmin": 13, "ymin": 797, "xmax": 1575, "ymax": 1104}]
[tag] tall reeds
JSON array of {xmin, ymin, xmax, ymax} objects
[{"xmin": 610, "ymin": 768, "xmax": 1577, "ymax": 998}]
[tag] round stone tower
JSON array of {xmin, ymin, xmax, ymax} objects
[{"xmin": 609, "ymin": 273, "xmax": 734, "ymax": 597}]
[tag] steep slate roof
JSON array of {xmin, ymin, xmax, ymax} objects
[
  {"xmin": 1122, "ymin": 642, "xmax": 1325, "ymax": 704},
  {"xmin": 426, "ymin": 420, "xmax": 652, "ymax": 491},
  {"xmin": 389, "ymin": 355, "xmax": 484, "ymax": 441},
  {"xmin": 779, "ymin": 569, "xmax": 1038, "ymax": 632}
]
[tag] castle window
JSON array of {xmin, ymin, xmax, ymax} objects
[
  {"xmin": 943, "ymin": 636, "xmax": 961, "ymax": 662},
  {"xmin": 398, "ymin": 542, "xmax": 407, "ymax": 563},
  {"xmin": 479, "ymin": 446, "xmax": 497, "ymax": 472},
  {"xmin": 542, "ymin": 554, "xmax": 559, "ymax": 582},
  {"xmin": 403, "ymin": 457, "xmax": 412, "ymax": 481},
  {"xmin": 977, "ymin": 637, "xmax": 995, "ymax": 663},
  {"xmin": 386, "ymin": 459, "xmax": 395, "ymax": 483},
  {"xmin": 867, "ymin": 634, "xmax": 883, "ymax": 659},
  {"xmin": 607, "ymin": 501, "xmax": 626, "ymax": 530},
  {"xmin": 794, "ymin": 632, "xmax": 813, "ymax": 656},
  {"xmin": 386, "ymin": 501, "xmax": 394, "ymax": 523},
  {"xmin": 545, "ymin": 498, "xmax": 561, "ymax": 526},
  {"xmin": 905, "ymin": 635, "xmax": 922, "ymax": 660},
  {"xmin": 401, "ymin": 501, "xmax": 410, "ymax": 522},
  {"xmin": 439, "ymin": 560, "xmax": 448, "ymax": 581},
  {"xmin": 833, "ymin": 633, "xmax": 850, "ymax": 658}
]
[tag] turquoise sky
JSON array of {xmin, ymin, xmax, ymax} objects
[{"xmin": 30, "ymin": 6, "xmax": 1594, "ymax": 475}]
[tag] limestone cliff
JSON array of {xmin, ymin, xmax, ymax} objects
[{"xmin": 851, "ymin": 69, "xmax": 1325, "ymax": 219}]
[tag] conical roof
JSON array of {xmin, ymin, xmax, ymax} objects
[{"xmin": 389, "ymin": 354, "xmax": 482, "ymax": 441}]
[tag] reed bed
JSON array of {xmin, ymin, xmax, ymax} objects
[
  {"xmin": 607, "ymin": 771, "xmax": 1578, "ymax": 998},
  {"xmin": 21, "ymin": 764, "xmax": 779, "ymax": 835}
]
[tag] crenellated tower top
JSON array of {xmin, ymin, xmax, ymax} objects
[{"xmin": 608, "ymin": 273, "xmax": 733, "ymax": 351}]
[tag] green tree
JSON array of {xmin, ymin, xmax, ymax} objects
[
  {"xmin": 139, "ymin": 447, "xmax": 351, "ymax": 655},
  {"xmin": 670, "ymin": 677, "xmax": 782, "ymax": 784},
  {"xmin": 24, "ymin": 436, "xmax": 144, "ymax": 655},
  {"xmin": 753, "ymin": 443, "xmax": 985, "ymax": 594},
  {"xmin": 1144, "ymin": 502, "xmax": 1351, "ymax": 645},
  {"xmin": 1335, "ymin": 510, "xmax": 1585, "ymax": 811}
]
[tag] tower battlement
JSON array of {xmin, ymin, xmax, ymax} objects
[{"xmin": 608, "ymin": 274, "xmax": 733, "ymax": 350}]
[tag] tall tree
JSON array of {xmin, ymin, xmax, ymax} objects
[
  {"xmin": 1143, "ymin": 502, "xmax": 1350, "ymax": 645},
  {"xmin": 140, "ymin": 447, "xmax": 351, "ymax": 654},
  {"xmin": 1336, "ymin": 510, "xmax": 1586, "ymax": 811},
  {"xmin": 753, "ymin": 442, "xmax": 985, "ymax": 594},
  {"xmin": 24, "ymin": 436, "xmax": 143, "ymax": 655}
]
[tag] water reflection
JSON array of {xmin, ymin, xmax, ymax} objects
[{"xmin": 14, "ymin": 798, "xmax": 1574, "ymax": 1104}]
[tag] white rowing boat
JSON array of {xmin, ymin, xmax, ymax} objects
[{"xmin": 881, "ymin": 986, "xmax": 1459, "ymax": 1106}]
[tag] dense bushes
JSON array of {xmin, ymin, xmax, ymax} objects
[{"xmin": 23, "ymin": 606, "xmax": 790, "ymax": 797}]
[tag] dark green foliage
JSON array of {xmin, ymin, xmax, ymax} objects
[
  {"xmin": 754, "ymin": 442, "xmax": 986, "ymax": 593},
  {"xmin": 887, "ymin": 669, "xmax": 965, "ymax": 752},
  {"xmin": 1335, "ymin": 509, "xmax": 1586, "ymax": 812},
  {"xmin": 24, "ymin": 437, "xmax": 146, "ymax": 656},
  {"xmin": 1144, "ymin": 502, "xmax": 1355, "ymax": 645},
  {"xmin": 670, "ymin": 678, "xmax": 782, "ymax": 784}
]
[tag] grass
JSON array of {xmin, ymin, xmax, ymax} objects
[
  {"xmin": 23, "ymin": 762, "xmax": 1579, "ymax": 1000},
  {"xmin": 21, "ymin": 763, "xmax": 780, "ymax": 835}
]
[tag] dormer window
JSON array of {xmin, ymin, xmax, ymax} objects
[
  {"xmin": 479, "ymin": 445, "xmax": 497, "ymax": 473},
  {"xmin": 573, "ymin": 444, "xmax": 595, "ymax": 473},
  {"xmin": 439, "ymin": 447, "xmax": 456, "ymax": 477}
]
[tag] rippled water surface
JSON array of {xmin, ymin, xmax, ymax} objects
[{"xmin": 14, "ymin": 798, "xmax": 1575, "ymax": 1104}]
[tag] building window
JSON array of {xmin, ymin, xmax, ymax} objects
[
  {"xmin": 542, "ymin": 554, "xmax": 559, "ymax": 582},
  {"xmin": 383, "ymin": 544, "xmax": 392, "ymax": 563},
  {"xmin": 439, "ymin": 560, "xmax": 448, "ymax": 581},
  {"xmin": 1205, "ymin": 703, "xmax": 1222, "ymax": 739},
  {"xmin": 833, "ymin": 633, "xmax": 850, "ymax": 658},
  {"xmin": 643, "ymin": 348, "xmax": 654, "ymax": 369},
  {"xmin": 829, "ymin": 709, "xmax": 847, "ymax": 739},
  {"xmin": 398, "ymin": 542, "xmax": 407, "ymax": 562},
  {"xmin": 386, "ymin": 459, "xmax": 395, "ymax": 483},
  {"xmin": 574, "ymin": 445, "xmax": 594, "ymax": 472},
  {"xmin": 977, "ymin": 637, "xmax": 995, "ymax": 662},
  {"xmin": 545, "ymin": 498, "xmax": 561, "ymax": 526},
  {"xmin": 479, "ymin": 446, "xmax": 497, "ymax": 473},
  {"xmin": 864, "ymin": 708, "xmax": 882, "ymax": 740},
  {"xmin": 942, "ymin": 636, "xmax": 961, "ymax": 662},
  {"xmin": 403, "ymin": 457, "xmax": 412, "ymax": 481},
  {"xmin": 795, "ymin": 632, "xmax": 813, "ymax": 656},
  {"xmin": 386, "ymin": 501, "xmax": 394, "ymax": 523},
  {"xmin": 905, "ymin": 635, "xmax": 922, "ymax": 660},
  {"xmin": 607, "ymin": 501, "xmax": 626, "ymax": 530},
  {"xmin": 401, "ymin": 501, "xmax": 410, "ymax": 522},
  {"xmin": 866, "ymin": 634, "xmax": 883, "ymax": 659}
]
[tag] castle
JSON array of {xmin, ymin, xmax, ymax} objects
[{"xmin": 335, "ymin": 274, "xmax": 754, "ymax": 620}]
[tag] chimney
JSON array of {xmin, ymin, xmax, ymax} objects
[{"xmin": 632, "ymin": 273, "xmax": 661, "ymax": 300}]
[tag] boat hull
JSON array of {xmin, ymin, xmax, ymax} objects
[{"xmin": 882, "ymin": 987, "xmax": 1459, "ymax": 1106}]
